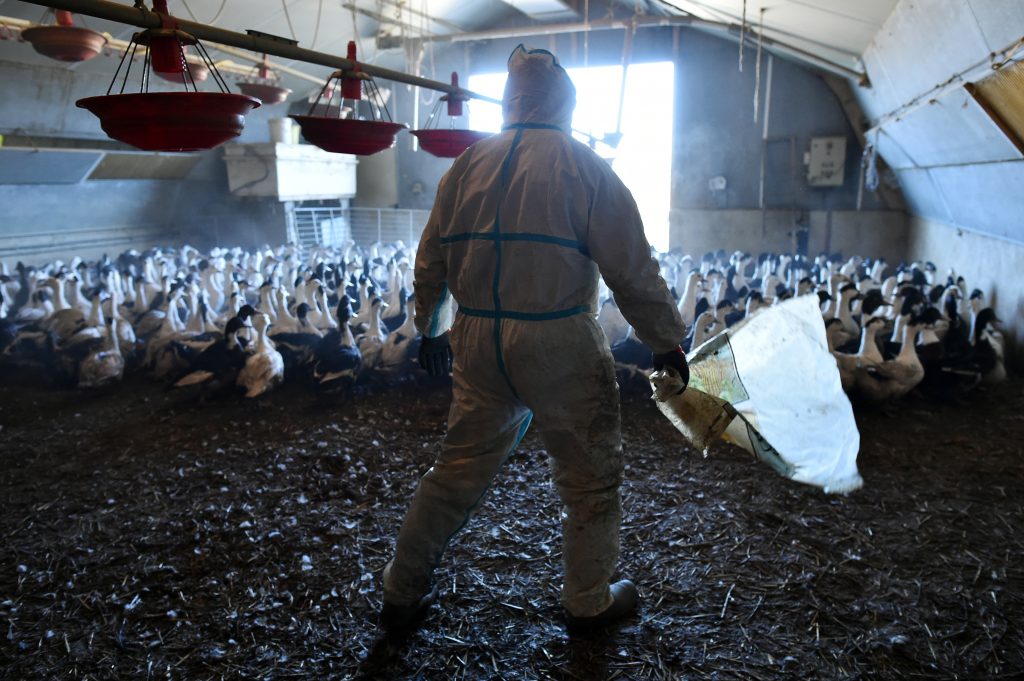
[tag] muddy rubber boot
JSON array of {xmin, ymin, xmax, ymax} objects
[
  {"xmin": 379, "ymin": 584, "xmax": 439, "ymax": 641},
  {"xmin": 564, "ymin": 580, "xmax": 639, "ymax": 633}
]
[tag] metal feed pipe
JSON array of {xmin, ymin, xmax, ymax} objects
[
  {"xmin": 16, "ymin": 0, "xmax": 502, "ymax": 105},
  {"xmin": 0, "ymin": 14, "xmax": 321, "ymax": 81}
]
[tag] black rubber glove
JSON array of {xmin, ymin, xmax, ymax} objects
[
  {"xmin": 419, "ymin": 333, "xmax": 453, "ymax": 377},
  {"xmin": 652, "ymin": 346, "xmax": 690, "ymax": 391}
]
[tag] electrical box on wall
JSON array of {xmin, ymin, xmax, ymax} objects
[{"xmin": 806, "ymin": 137, "xmax": 846, "ymax": 187}]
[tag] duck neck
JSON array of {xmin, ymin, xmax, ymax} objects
[
  {"xmin": 898, "ymin": 325, "xmax": 921, "ymax": 360},
  {"xmin": 52, "ymin": 281, "xmax": 71, "ymax": 311},
  {"xmin": 88, "ymin": 297, "xmax": 104, "ymax": 327},
  {"xmin": 858, "ymin": 326, "xmax": 883, "ymax": 362},
  {"xmin": 109, "ymin": 320, "xmax": 121, "ymax": 354},
  {"xmin": 340, "ymin": 321, "xmax": 355, "ymax": 347},
  {"xmin": 679, "ymin": 277, "xmax": 699, "ymax": 321},
  {"xmin": 321, "ymin": 292, "xmax": 337, "ymax": 329},
  {"xmin": 369, "ymin": 307, "xmax": 383, "ymax": 338},
  {"xmin": 891, "ymin": 314, "xmax": 908, "ymax": 342},
  {"xmin": 838, "ymin": 295, "xmax": 856, "ymax": 324},
  {"xmin": 256, "ymin": 325, "xmax": 269, "ymax": 352},
  {"xmin": 135, "ymin": 278, "xmax": 147, "ymax": 309}
]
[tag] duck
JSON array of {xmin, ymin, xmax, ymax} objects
[
  {"xmin": 356, "ymin": 297, "xmax": 388, "ymax": 373},
  {"xmin": 172, "ymin": 316, "xmax": 250, "ymax": 395},
  {"xmin": 236, "ymin": 313, "xmax": 285, "ymax": 398},
  {"xmin": 597, "ymin": 298, "xmax": 631, "ymax": 347},
  {"xmin": 313, "ymin": 298, "xmax": 362, "ymax": 395},
  {"xmin": 379, "ymin": 295, "xmax": 418, "ymax": 374},
  {"xmin": 913, "ymin": 306, "xmax": 983, "ymax": 401},
  {"xmin": 685, "ymin": 309, "xmax": 717, "ymax": 352},
  {"xmin": 383, "ymin": 287, "xmax": 410, "ymax": 333},
  {"xmin": 829, "ymin": 317, "xmax": 886, "ymax": 393},
  {"xmin": 270, "ymin": 302, "xmax": 324, "ymax": 373},
  {"xmin": 971, "ymin": 308, "xmax": 1007, "ymax": 384},
  {"xmin": 676, "ymin": 270, "xmax": 702, "ymax": 328},
  {"xmin": 852, "ymin": 314, "xmax": 926, "ymax": 403},
  {"xmin": 610, "ymin": 324, "xmax": 652, "ymax": 369},
  {"xmin": 41, "ymin": 276, "xmax": 87, "ymax": 343},
  {"xmin": 77, "ymin": 318, "xmax": 125, "ymax": 389}
]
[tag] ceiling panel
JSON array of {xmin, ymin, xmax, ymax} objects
[
  {"xmin": 655, "ymin": 0, "xmax": 900, "ymax": 70},
  {"xmin": 878, "ymin": 87, "xmax": 1021, "ymax": 169},
  {"xmin": 892, "ymin": 167, "xmax": 951, "ymax": 224},
  {"xmin": 870, "ymin": 0, "xmax": 991, "ymax": 106},
  {"xmin": 929, "ymin": 160, "xmax": 1024, "ymax": 243},
  {"xmin": 964, "ymin": 0, "xmax": 1024, "ymax": 54}
]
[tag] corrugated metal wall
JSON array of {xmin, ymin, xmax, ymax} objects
[{"xmin": 856, "ymin": 0, "xmax": 1024, "ymax": 244}]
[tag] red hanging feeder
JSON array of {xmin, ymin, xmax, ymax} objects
[
  {"xmin": 20, "ymin": 10, "xmax": 107, "ymax": 63},
  {"xmin": 156, "ymin": 56, "xmax": 209, "ymax": 83},
  {"xmin": 291, "ymin": 41, "xmax": 405, "ymax": 156},
  {"xmin": 237, "ymin": 54, "xmax": 292, "ymax": 105},
  {"xmin": 75, "ymin": 1, "xmax": 259, "ymax": 153},
  {"xmin": 411, "ymin": 72, "xmax": 491, "ymax": 158}
]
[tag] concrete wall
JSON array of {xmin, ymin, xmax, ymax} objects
[
  {"xmin": 674, "ymin": 30, "xmax": 884, "ymax": 214},
  {"xmin": 671, "ymin": 209, "xmax": 908, "ymax": 263},
  {"xmin": 0, "ymin": 58, "xmax": 290, "ymax": 263},
  {"xmin": 907, "ymin": 216, "xmax": 1023, "ymax": 368}
]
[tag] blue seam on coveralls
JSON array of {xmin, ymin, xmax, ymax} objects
[
  {"xmin": 440, "ymin": 231, "xmax": 588, "ymax": 256},
  {"xmin": 460, "ymin": 305, "xmax": 589, "ymax": 321},
  {"xmin": 428, "ymin": 284, "xmax": 449, "ymax": 337},
  {"xmin": 502, "ymin": 122, "xmax": 563, "ymax": 132},
  {"xmin": 513, "ymin": 411, "xmax": 533, "ymax": 449},
  {"xmin": 492, "ymin": 127, "xmax": 525, "ymax": 399}
]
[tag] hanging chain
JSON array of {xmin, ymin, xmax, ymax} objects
[
  {"xmin": 739, "ymin": 0, "xmax": 747, "ymax": 72},
  {"xmin": 753, "ymin": 8, "xmax": 765, "ymax": 124}
]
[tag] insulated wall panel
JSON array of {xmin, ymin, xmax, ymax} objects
[
  {"xmin": 966, "ymin": 0, "xmax": 1024, "ymax": 54},
  {"xmin": 928, "ymin": 160, "xmax": 1024, "ymax": 244},
  {"xmin": 880, "ymin": 88, "xmax": 1021, "ymax": 169},
  {"xmin": 892, "ymin": 168, "xmax": 951, "ymax": 224},
  {"xmin": 0, "ymin": 148, "xmax": 102, "ymax": 184},
  {"xmin": 872, "ymin": 0, "xmax": 991, "ymax": 105}
]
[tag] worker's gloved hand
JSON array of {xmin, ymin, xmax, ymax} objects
[
  {"xmin": 419, "ymin": 333, "xmax": 453, "ymax": 377},
  {"xmin": 652, "ymin": 346, "xmax": 689, "ymax": 392}
]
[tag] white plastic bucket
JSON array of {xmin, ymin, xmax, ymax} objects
[{"xmin": 268, "ymin": 117, "xmax": 294, "ymax": 144}]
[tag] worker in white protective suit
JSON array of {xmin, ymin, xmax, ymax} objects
[{"xmin": 381, "ymin": 45, "xmax": 689, "ymax": 639}]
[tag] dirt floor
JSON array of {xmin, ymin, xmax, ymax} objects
[{"xmin": 1, "ymin": 370, "xmax": 1022, "ymax": 681}]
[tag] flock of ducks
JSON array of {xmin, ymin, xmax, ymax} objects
[
  {"xmin": 0, "ymin": 243, "xmax": 419, "ymax": 399},
  {"xmin": 0, "ymin": 243, "xmax": 1009, "ymax": 406},
  {"xmin": 598, "ymin": 249, "xmax": 1007, "ymax": 404}
]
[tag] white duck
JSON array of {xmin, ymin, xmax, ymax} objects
[{"xmin": 237, "ymin": 313, "xmax": 284, "ymax": 398}]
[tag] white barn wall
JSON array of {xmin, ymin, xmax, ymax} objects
[
  {"xmin": 907, "ymin": 217, "xmax": 1023, "ymax": 368},
  {"xmin": 670, "ymin": 209, "xmax": 908, "ymax": 265}
]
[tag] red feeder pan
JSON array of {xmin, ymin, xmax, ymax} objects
[
  {"xmin": 411, "ymin": 129, "xmax": 491, "ymax": 158},
  {"xmin": 237, "ymin": 82, "xmax": 292, "ymax": 105},
  {"xmin": 20, "ymin": 25, "xmax": 106, "ymax": 62},
  {"xmin": 156, "ymin": 62, "xmax": 209, "ymax": 83},
  {"xmin": 76, "ymin": 92, "xmax": 261, "ymax": 152},
  {"xmin": 290, "ymin": 117, "xmax": 405, "ymax": 156}
]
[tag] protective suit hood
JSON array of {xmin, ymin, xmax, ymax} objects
[{"xmin": 502, "ymin": 45, "xmax": 576, "ymax": 132}]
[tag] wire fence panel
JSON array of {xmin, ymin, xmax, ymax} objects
[{"xmin": 289, "ymin": 207, "xmax": 430, "ymax": 256}]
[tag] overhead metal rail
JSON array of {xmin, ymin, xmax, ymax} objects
[
  {"xmin": 17, "ymin": 0, "xmax": 502, "ymax": 105},
  {"xmin": 424, "ymin": 14, "xmax": 867, "ymax": 84}
]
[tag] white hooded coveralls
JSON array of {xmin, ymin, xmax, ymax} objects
[{"xmin": 383, "ymin": 46, "xmax": 686, "ymax": 618}]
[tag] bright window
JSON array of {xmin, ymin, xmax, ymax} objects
[{"xmin": 468, "ymin": 61, "xmax": 675, "ymax": 251}]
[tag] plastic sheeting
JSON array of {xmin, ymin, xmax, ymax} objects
[{"xmin": 651, "ymin": 294, "xmax": 863, "ymax": 494}]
